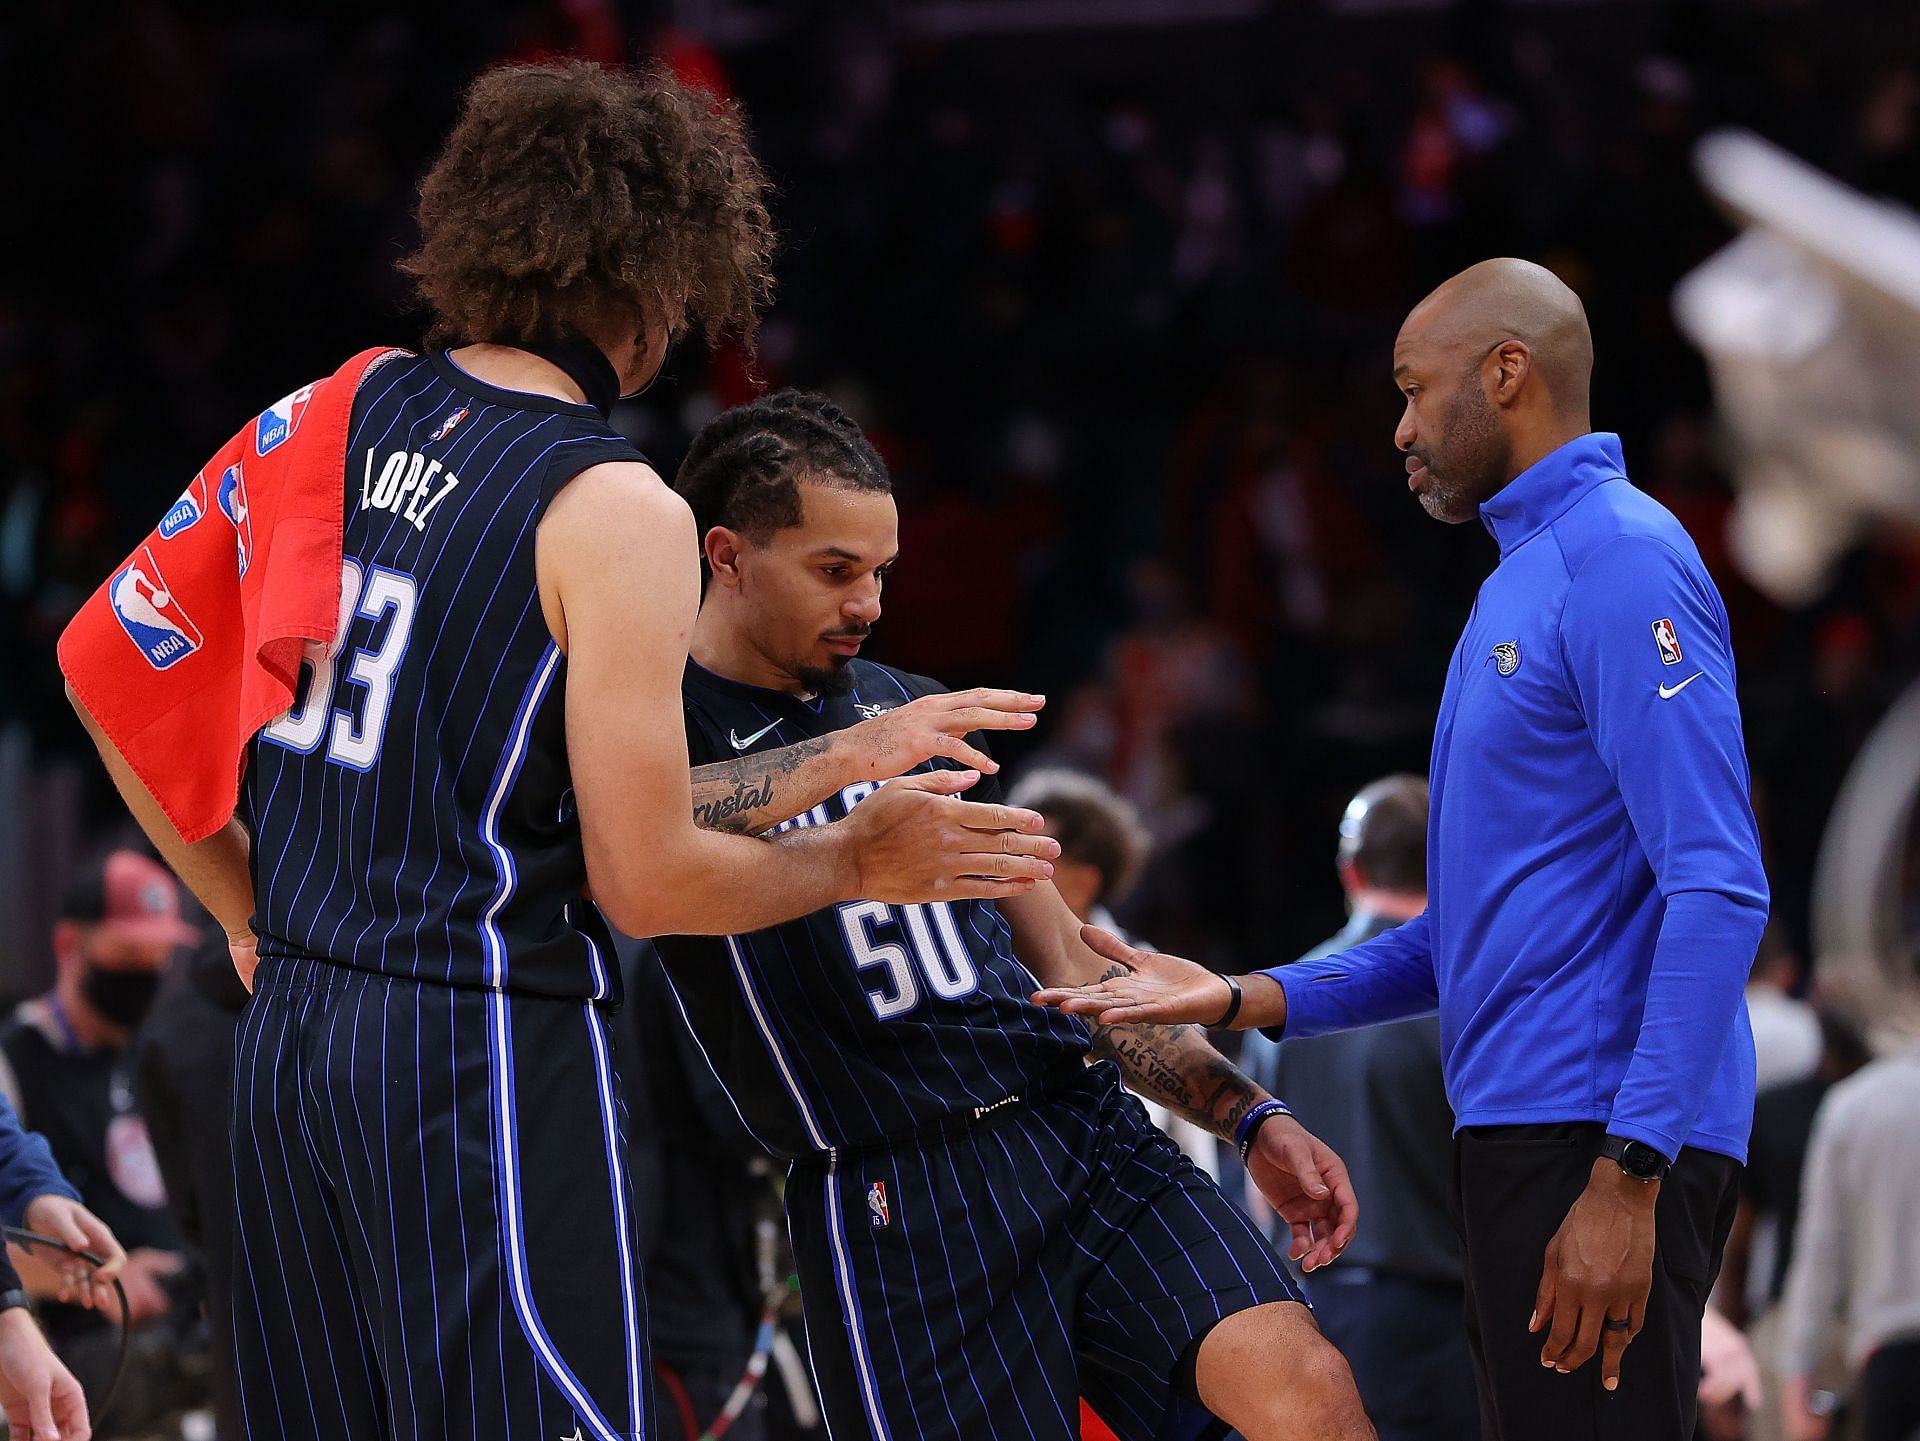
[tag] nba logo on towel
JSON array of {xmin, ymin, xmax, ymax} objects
[
  {"xmin": 867, "ymin": 1180, "xmax": 890, "ymax": 1229},
  {"xmin": 109, "ymin": 545, "xmax": 203, "ymax": 670},
  {"xmin": 217, "ymin": 464, "xmax": 253, "ymax": 578},
  {"xmin": 158, "ymin": 476, "xmax": 205, "ymax": 539},
  {"xmin": 1652, "ymin": 618, "xmax": 1682, "ymax": 665},
  {"xmin": 254, "ymin": 383, "xmax": 315, "ymax": 456}
]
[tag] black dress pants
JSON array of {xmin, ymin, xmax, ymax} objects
[{"xmin": 1453, "ymin": 1123, "xmax": 1739, "ymax": 1441}]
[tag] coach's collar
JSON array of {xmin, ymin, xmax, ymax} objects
[{"xmin": 1479, "ymin": 431, "xmax": 1625, "ymax": 558}]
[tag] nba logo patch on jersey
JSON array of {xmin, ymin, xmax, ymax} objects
[
  {"xmin": 1652, "ymin": 618, "xmax": 1682, "ymax": 665},
  {"xmin": 254, "ymin": 382, "xmax": 315, "ymax": 456},
  {"xmin": 867, "ymin": 1180, "xmax": 891, "ymax": 1229},
  {"xmin": 217, "ymin": 464, "xmax": 253, "ymax": 577},
  {"xmin": 158, "ymin": 476, "xmax": 205, "ymax": 539},
  {"xmin": 429, "ymin": 407, "xmax": 469, "ymax": 444},
  {"xmin": 109, "ymin": 545, "xmax": 203, "ymax": 670}
]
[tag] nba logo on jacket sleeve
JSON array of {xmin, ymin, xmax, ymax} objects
[
  {"xmin": 1652, "ymin": 618, "xmax": 1682, "ymax": 665},
  {"xmin": 254, "ymin": 383, "xmax": 315, "ymax": 456},
  {"xmin": 867, "ymin": 1180, "xmax": 891, "ymax": 1228},
  {"xmin": 108, "ymin": 545, "xmax": 203, "ymax": 670},
  {"xmin": 217, "ymin": 464, "xmax": 253, "ymax": 577}
]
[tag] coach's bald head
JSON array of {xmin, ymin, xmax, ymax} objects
[{"xmin": 1393, "ymin": 258, "xmax": 1595, "ymax": 523}]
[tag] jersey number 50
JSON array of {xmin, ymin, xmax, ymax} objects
[
  {"xmin": 262, "ymin": 559, "xmax": 419, "ymax": 770},
  {"xmin": 838, "ymin": 901, "xmax": 982, "ymax": 1020}
]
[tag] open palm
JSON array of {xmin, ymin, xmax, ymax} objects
[{"xmin": 1030, "ymin": 925, "xmax": 1233, "ymax": 1025}]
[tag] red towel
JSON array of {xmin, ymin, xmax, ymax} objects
[{"xmin": 58, "ymin": 347, "xmax": 402, "ymax": 843}]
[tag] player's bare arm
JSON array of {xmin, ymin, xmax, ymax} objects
[
  {"xmin": 540, "ymin": 462, "xmax": 1058, "ymax": 936},
  {"xmin": 1005, "ymin": 884, "xmax": 1355, "ymax": 1269},
  {"xmin": 688, "ymin": 687, "xmax": 1045, "ymax": 835},
  {"xmin": 1033, "ymin": 924, "xmax": 1289, "ymax": 1030},
  {"xmin": 66, "ymin": 686, "xmax": 257, "ymax": 944}
]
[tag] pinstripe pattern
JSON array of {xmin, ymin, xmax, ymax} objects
[
  {"xmin": 658, "ymin": 661, "xmax": 1302, "ymax": 1441},
  {"xmin": 786, "ymin": 1063, "xmax": 1302, "ymax": 1441},
  {"xmin": 233, "ymin": 958, "xmax": 653, "ymax": 1440},
  {"xmin": 243, "ymin": 351, "xmax": 635, "ymax": 1001},
  {"xmin": 230, "ymin": 353, "xmax": 656, "ymax": 1439},
  {"xmin": 657, "ymin": 660, "xmax": 1091, "ymax": 1158}
]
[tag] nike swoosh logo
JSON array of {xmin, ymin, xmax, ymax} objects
[
  {"xmin": 728, "ymin": 719, "xmax": 782, "ymax": 750},
  {"xmin": 1658, "ymin": 672, "xmax": 1705, "ymax": 700}
]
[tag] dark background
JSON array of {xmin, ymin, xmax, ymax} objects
[{"xmin": 4, "ymin": 0, "xmax": 1917, "ymax": 978}]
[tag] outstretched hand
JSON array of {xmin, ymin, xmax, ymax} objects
[
  {"xmin": 1032, "ymin": 926, "xmax": 1234, "ymax": 1025},
  {"xmin": 845, "ymin": 688, "xmax": 1045, "ymax": 780}
]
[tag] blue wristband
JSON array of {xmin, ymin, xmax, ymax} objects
[{"xmin": 1234, "ymin": 1098, "xmax": 1292, "ymax": 1162}]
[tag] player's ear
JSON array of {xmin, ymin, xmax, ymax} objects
[{"xmin": 703, "ymin": 526, "xmax": 745, "ymax": 589}]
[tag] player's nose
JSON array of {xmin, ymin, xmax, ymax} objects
[
  {"xmin": 1394, "ymin": 405, "xmax": 1418, "ymax": 453},
  {"xmin": 847, "ymin": 584, "xmax": 882, "ymax": 625}
]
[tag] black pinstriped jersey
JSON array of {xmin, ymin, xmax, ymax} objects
[
  {"xmin": 242, "ymin": 350, "xmax": 642, "ymax": 1000},
  {"xmin": 653, "ymin": 659, "xmax": 1093, "ymax": 1159}
]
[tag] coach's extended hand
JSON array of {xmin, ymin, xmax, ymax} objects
[
  {"xmin": 843, "ymin": 688, "xmax": 1045, "ymax": 780},
  {"xmin": 841, "ymin": 770, "xmax": 1060, "ymax": 904},
  {"xmin": 1033, "ymin": 926, "xmax": 1357, "ymax": 1270},
  {"xmin": 1032, "ymin": 926, "xmax": 1287, "ymax": 1031}
]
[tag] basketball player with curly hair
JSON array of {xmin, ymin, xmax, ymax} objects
[{"xmin": 67, "ymin": 62, "xmax": 1058, "ymax": 1441}]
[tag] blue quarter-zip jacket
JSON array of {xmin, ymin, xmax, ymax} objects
[{"xmin": 1266, "ymin": 433, "xmax": 1767, "ymax": 1162}]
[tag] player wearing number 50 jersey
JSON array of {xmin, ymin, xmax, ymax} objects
[
  {"xmin": 652, "ymin": 391, "xmax": 1376, "ymax": 1441},
  {"xmin": 67, "ymin": 66, "xmax": 1057, "ymax": 1441}
]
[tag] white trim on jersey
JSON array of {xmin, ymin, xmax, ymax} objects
[
  {"xmin": 824, "ymin": 1155, "xmax": 895, "ymax": 1441},
  {"xmin": 479, "ymin": 642, "xmax": 564, "ymax": 990},
  {"xmin": 478, "ymin": 645, "xmax": 644, "ymax": 1441},
  {"xmin": 725, "ymin": 934, "xmax": 832, "ymax": 1151},
  {"xmin": 584, "ymin": 1003, "xmax": 646, "ymax": 1438}
]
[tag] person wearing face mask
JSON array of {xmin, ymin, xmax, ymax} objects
[{"xmin": 0, "ymin": 849, "xmax": 199, "ymax": 1434}]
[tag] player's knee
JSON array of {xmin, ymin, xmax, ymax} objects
[
  {"xmin": 1244, "ymin": 1334, "xmax": 1371, "ymax": 1441},
  {"xmin": 1201, "ymin": 1306, "xmax": 1374, "ymax": 1441}
]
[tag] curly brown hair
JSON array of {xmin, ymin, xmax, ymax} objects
[{"xmin": 401, "ymin": 61, "xmax": 775, "ymax": 350}]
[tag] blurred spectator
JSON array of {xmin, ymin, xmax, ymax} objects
[
  {"xmin": 1747, "ymin": 929, "xmax": 1823, "ymax": 1094},
  {"xmin": 1236, "ymin": 775, "xmax": 1474, "ymax": 1441},
  {"xmin": 1699, "ymin": 1304, "xmax": 1764, "ymax": 1441},
  {"xmin": 1006, "ymin": 767, "xmax": 1218, "ymax": 1177},
  {"xmin": 1777, "ymin": 1045, "xmax": 1920, "ymax": 1441},
  {"xmin": 0, "ymin": 850, "xmax": 203, "ymax": 1435},
  {"xmin": 134, "ymin": 932, "xmax": 252, "ymax": 1441},
  {"xmin": 1721, "ymin": 1009, "xmax": 1874, "ymax": 1329},
  {"xmin": 1007, "ymin": 767, "xmax": 1150, "ymax": 936},
  {"xmin": 0, "ymin": 1092, "xmax": 101, "ymax": 1441}
]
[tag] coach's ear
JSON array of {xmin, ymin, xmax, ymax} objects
[{"xmin": 703, "ymin": 525, "xmax": 745, "ymax": 590}]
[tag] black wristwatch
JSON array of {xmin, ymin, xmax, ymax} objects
[
  {"xmin": 1598, "ymin": 1133, "xmax": 1670, "ymax": 1182},
  {"xmin": 0, "ymin": 1288, "xmax": 29, "ymax": 1316}
]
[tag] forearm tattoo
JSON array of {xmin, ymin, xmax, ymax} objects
[
  {"xmin": 1084, "ymin": 964, "xmax": 1261, "ymax": 1141},
  {"xmin": 689, "ymin": 737, "xmax": 834, "ymax": 835}
]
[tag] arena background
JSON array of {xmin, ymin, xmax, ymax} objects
[{"xmin": 3, "ymin": 0, "xmax": 1918, "ymax": 992}]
